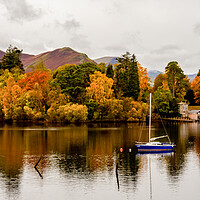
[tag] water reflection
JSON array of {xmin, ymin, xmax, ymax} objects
[{"xmin": 0, "ymin": 122, "xmax": 199, "ymax": 199}]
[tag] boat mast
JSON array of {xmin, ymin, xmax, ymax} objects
[{"xmin": 149, "ymin": 93, "xmax": 152, "ymax": 143}]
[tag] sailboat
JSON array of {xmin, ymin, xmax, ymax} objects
[{"xmin": 135, "ymin": 93, "xmax": 175, "ymax": 153}]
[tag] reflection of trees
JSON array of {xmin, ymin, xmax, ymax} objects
[
  {"xmin": 195, "ymin": 137, "xmax": 200, "ymax": 155},
  {"xmin": 117, "ymin": 149, "xmax": 139, "ymax": 190},
  {"xmin": 57, "ymin": 145, "xmax": 87, "ymax": 174},
  {"xmin": 0, "ymin": 122, "xmax": 200, "ymax": 198},
  {"xmin": 0, "ymin": 125, "xmax": 24, "ymax": 199}
]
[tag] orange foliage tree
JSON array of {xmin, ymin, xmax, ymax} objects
[
  {"xmin": 18, "ymin": 69, "xmax": 51, "ymax": 91},
  {"xmin": 191, "ymin": 76, "xmax": 200, "ymax": 104},
  {"xmin": 137, "ymin": 63, "xmax": 151, "ymax": 102},
  {"xmin": 17, "ymin": 69, "xmax": 52, "ymax": 119}
]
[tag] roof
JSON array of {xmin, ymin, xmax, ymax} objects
[
  {"xmin": 178, "ymin": 102, "xmax": 188, "ymax": 105},
  {"xmin": 188, "ymin": 110, "xmax": 200, "ymax": 114}
]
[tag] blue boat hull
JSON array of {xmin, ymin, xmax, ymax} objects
[{"xmin": 136, "ymin": 144, "xmax": 175, "ymax": 152}]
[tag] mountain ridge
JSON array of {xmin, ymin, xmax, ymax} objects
[
  {"xmin": 0, "ymin": 47, "xmax": 96, "ymax": 72},
  {"xmin": 0, "ymin": 49, "xmax": 197, "ymax": 81}
]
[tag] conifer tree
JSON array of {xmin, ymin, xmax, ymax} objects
[
  {"xmin": 116, "ymin": 52, "xmax": 140, "ymax": 100},
  {"xmin": 0, "ymin": 45, "xmax": 24, "ymax": 73},
  {"xmin": 106, "ymin": 64, "xmax": 114, "ymax": 79}
]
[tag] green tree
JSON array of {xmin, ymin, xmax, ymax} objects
[
  {"xmin": 0, "ymin": 45, "xmax": 24, "ymax": 73},
  {"xmin": 52, "ymin": 62, "xmax": 101, "ymax": 104},
  {"xmin": 153, "ymin": 86, "xmax": 173, "ymax": 117},
  {"xmin": 165, "ymin": 61, "xmax": 187, "ymax": 100},
  {"xmin": 185, "ymin": 89, "xmax": 195, "ymax": 105},
  {"xmin": 115, "ymin": 52, "xmax": 140, "ymax": 100},
  {"xmin": 197, "ymin": 69, "xmax": 200, "ymax": 76},
  {"xmin": 169, "ymin": 97, "xmax": 179, "ymax": 117},
  {"xmin": 106, "ymin": 64, "xmax": 114, "ymax": 79}
]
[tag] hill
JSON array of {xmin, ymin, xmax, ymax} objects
[
  {"xmin": 187, "ymin": 74, "xmax": 196, "ymax": 82},
  {"xmin": 148, "ymin": 70, "xmax": 163, "ymax": 83},
  {"xmin": 22, "ymin": 47, "xmax": 96, "ymax": 72},
  {"xmin": 94, "ymin": 57, "xmax": 115, "ymax": 64},
  {"xmin": 94, "ymin": 57, "xmax": 118, "ymax": 65},
  {"xmin": 0, "ymin": 47, "xmax": 96, "ymax": 72},
  {"xmin": 0, "ymin": 50, "xmax": 5, "ymax": 58}
]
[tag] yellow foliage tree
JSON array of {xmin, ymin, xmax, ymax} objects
[
  {"xmin": 2, "ymin": 77, "xmax": 24, "ymax": 120},
  {"xmin": 86, "ymin": 71, "xmax": 114, "ymax": 120},
  {"xmin": 86, "ymin": 71, "xmax": 114, "ymax": 103}
]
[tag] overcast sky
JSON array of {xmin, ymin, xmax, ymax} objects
[{"xmin": 0, "ymin": 0, "xmax": 200, "ymax": 74}]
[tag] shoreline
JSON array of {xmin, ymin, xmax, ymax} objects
[{"xmin": 0, "ymin": 117, "xmax": 198, "ymax": 126}]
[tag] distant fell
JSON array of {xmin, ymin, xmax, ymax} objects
[
  {"xmin": 0, "ymin": 50, "xmax": 5, "ymax": 59},
  {"xmin": 22, "ymin": 47, "xmax": 96, "ymax": 72},
  {"xmin": 0, "ymin": 47, "xmax": 96, "ymax": 72},
  {"xmin": 187, "ymin": 74, "xmax": 196, "ymax": 82},
  {"xmin": 94, "ymin": 56, "xmax": 118, "ymax": 65},
  {"xmin": 147, "ymin": 70, "xmax": 196, "ymax": 83}
]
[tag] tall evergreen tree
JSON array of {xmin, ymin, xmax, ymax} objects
[
  {"xmin": 0, "ymin": 45, "xmax": 24, "ymax": 72},
  {"xmin": 185, "ymin": 89, "xmax": 195, "ymax": 105},
  {"xmin": 116, "ymin": 52, "xmax": 140, "ymax": 100},
  {"xmin": 106, "ymin": 64, "xmax": 114, "ymax": 79},
  {"xmin": 165, "ymin": 61, "xmax": 186, "ymax": 99},
  {"xmin": 197, "ymin": 69, "xmax": 200, "ymax": 76},
  {"xmin": 127, "ymin": 54, "xmax": 140, "ymax": 100}
]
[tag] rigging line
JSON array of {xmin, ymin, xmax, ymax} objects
[
  {"xmin": 152, "ymin": 94, "xmax": 171, "ymax": 143},
  {"xmin": 137, "ymin": 97, "xmax": 150, "ymax": 142},
  {"xmin": 138, "ymin": 116, "xmax": 146, "ymax": 142}
]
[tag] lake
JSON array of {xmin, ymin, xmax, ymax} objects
[{"xmin": 0, "ymin": 122, "xmax": 200, "ymax": 200}]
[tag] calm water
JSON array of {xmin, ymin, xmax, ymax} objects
[{"xmin": 0, "ymin": 122, "xmax": 200, "ymax": 200}]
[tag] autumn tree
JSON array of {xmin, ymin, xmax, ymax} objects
[
  {"xmin": 118, "ymin": 97, "xmax": 148, "ymax": 121},
  {"xmin": 191, "ymin": 76, "xmax": 200, "ymax": 104},
  {"xmin": 47, "ymin": 103, "xmax": 88, "ymax": 122},
  {"xmin": 17, "ymin": 68, "xmax": 52, "ymax": 119},
  {"xmin": 106, "ymin": 99, "xmax": 123, "ymax": 120},
  {"xmin": 2, "ymin": 77, "xmax": 25, "ymax": 120},
  {"xmin": 153, "ymin": 73, "xmax": 167, "ymax": 92},
  {"xmin": 137, "ymin": 63, "xmax": 151, "ymax": 102},
  {"xmin": 86, "ymin": 71, "xmax": 114, "ymax": 120}
]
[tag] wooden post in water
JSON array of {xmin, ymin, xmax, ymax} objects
[
  {"xmin": 116, "ymin": 162, "xmax": 120, "ymax": 190},
  {"xmin": 34, "ymin": 155, "xmax": 43, "ymax": 168},
  {"xmin": 34, "ymin": 155, "xmax": 43, "ymax": 179}
]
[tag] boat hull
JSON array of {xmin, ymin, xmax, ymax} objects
[{"xmin": 136, "ymin": 144, "xmax": 175, "ymax": 152}]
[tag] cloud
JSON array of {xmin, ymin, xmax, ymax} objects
[
  {"xmin": 0, "ymin": 0, "xmax": 42, "ymax": 22},
  {"xmin": 56, "ymin": 19, "xmax": 80, "ymax": 31},
  {"xmin": 151, "ymin": 45, "xmax": 181, "ymax": 55},
  {"xmin": 137, "ymin": 44, "xmax": 195, "ymax": 74},
  {"xmin": 63, "ymin": 19, "xmax": 80, "ymax": 30},
  {"xmin": 69, "ymin": 34, "xmax": 90, "ymax": 51},
  {"xmin": 194, "ymin": 23, "xmax": 200, "ymax": 36},
  {"xmin": 105, "ymin": 44, "xmax": 127, "ymax": 53}
]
